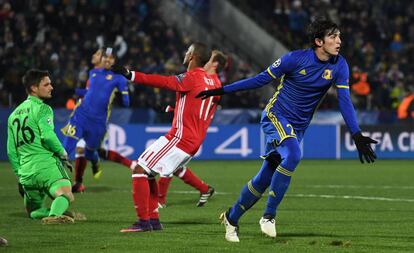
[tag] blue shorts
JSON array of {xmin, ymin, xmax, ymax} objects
[
  {"xmin": 261, "ymin": 110, "xmax": 304, "ymax": 157},
  {"xmin": 61, "ymin": 111, "xmax": 107, "ymax": 150}
]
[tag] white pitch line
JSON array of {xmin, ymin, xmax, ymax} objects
[
  {"xmin": 287, "ymin": 193, "xmax": 414, "ymax": 203},
  {"xmin": 170, "ymin": 191, "xmax": 414, "ymax": 203},
  {"xmin": 299, "ymin": 185, "xmax": 414, "ymax": 190}
]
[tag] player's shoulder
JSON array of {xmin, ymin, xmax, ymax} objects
[{"xmin": 331, "ymin": 54, "xmax": 348, "ymax": 68}]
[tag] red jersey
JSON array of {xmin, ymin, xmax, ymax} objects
[{"xmin": 132, "ymin": 68, "xmax": 221, "ymax": 155}]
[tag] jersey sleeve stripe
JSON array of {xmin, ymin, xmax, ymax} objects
[
  {"xmin": 336, "ymin": 85, "xmax": 349, "ymax": 89},
  {"xmin": 267, "ymin": 67, "xmax": 277, "ymax": 79},
  {"xmin": 247, "ymin": 180, "xmax": 262, "ymax": 197},
  {"xmin": 276, "ymin": 165, "xmax": 293, "ymax": 177}
]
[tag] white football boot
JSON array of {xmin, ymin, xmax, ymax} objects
[
  {"xmin": 259, "ymin": 216, "xmax": 277, "ymax": 238},
  {"xmin": 220, "ymin": 212, "xmax": 240, "ymax": 242}
]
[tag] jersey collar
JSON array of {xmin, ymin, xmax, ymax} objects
[{"xmin": 27, "ymin": 95, "xmax": 44, "ymax": 104}]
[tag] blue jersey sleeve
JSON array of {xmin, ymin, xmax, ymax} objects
[
  {"xmin": 75, "ymin": 88, "xmax": 87, "ymax": 97},
  {"xmin": 117, "ymin": 76, "xmax": 130, "ymax": 107},
  {"xmin": 336, "ymin": 60, "xmax": 360, "ymax": 134},
  {"xmin": 223, "ymin": 52, "xmax": 297, "ymax": 94}
]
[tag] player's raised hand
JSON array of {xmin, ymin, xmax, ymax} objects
[
  {"xmin": 352, "ymin": 132, "xmax": 378, "ymax": 163},
  {"xmin": 111, "ymin": 65, "xmax": 132, "ymax": 80},
  {"xmin": 196, "ymin": 88, "xmax": 224, "ymax": 100}
]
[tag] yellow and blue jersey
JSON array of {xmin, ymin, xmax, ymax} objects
[
  {"xmin": 223, "ymin": 48, "xmax": 359, "ymax": 134},
  {"xmin": 76, "ymin": 68, "xmax": 130, "ymax": 122}
]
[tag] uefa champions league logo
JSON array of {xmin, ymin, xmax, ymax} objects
[{"xmin": 105, "ymin": 124, "xmax": 134, "ymax": 157}]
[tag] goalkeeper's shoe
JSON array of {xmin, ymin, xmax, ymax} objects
[
  {"xmin": 150, "ymin": 218, "xmax": 163, "ymax": 231},
  {"xmin": 259, "ymin": 215, "xmax": 277, "ymax": 238},
  {"xmin": 64, "ymin": 211, "xmax": 87, "ymax": 221},
  {"xmin": 219, "ymin": 211, "xmax": 239, "ymax": 242},
  {"xmin": 120, "ymin": 220, "xmax": 152, "ymax": 233},
  {"xmin": 92, "ymin": 162, "xmax": 102, "ymax": 179},
  {"xmin": 42, "ymin": 215, "xmax": 74, "ymax": 225},
  {"xmin": 72, "ymin": 182, "xmax": 85, "ymax": 193},
  {"xmin": 197, "ymin": 186, "xmax": 215, "ymax": 207}
]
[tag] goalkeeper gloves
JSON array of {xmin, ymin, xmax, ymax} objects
[
  {"xmin": 196, "ymin": 88, "xmax": 224, "ymax": 99},
  {"xmin": 352, "ymin": 132, "xmax": 378, "ymax": 163},
  {"xmin": 111, "ymin": 65, "xmax": 132, "ymax": 80},
  {"xmin": 60, "ymin": 152, "xmax": 74, "ymax": 172}
]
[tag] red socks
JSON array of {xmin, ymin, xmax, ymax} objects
[
  {"xmin": 132, "ymin": 176, "xmax": 150, "ymax": 221},
  {"xmin": 176, "ymin": 167, "xmax": 209, "ymax": 193},
  {"xmin": 106, "ymin": 150, "xmax": 132, "ymax": 168},
  {"xmin": 158, "ymin": 177, "xmax": 173, "ymax": 205},
  {"xmin": 148, "ymin": 177, "xmax": 159, "ymax": 219},
  {"xmin": 74, "ymin": 157, "xmax": 87, "ymax": 183}
]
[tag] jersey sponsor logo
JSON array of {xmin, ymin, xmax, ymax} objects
[
  {"xmin": 322, "ymin": 69, "xmax": 333, "ymax": 80},
  {"xmin": 106, "ymin": 74, "xmax": 113, "ymax": 80},
  {"xmin": 299, "ymin": 69, "xmax": 307, "ymax": 75},
  {"xmin": 271, "ymin": 58, "xmax": 281, "ymax": 68}
]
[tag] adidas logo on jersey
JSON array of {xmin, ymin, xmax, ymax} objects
[{"xmin": 299, "ymin": 69, "xmax": 307, "ymax": 75}]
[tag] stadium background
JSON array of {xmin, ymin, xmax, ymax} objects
[
  {"xmin": 0, "ymin": 0, "xmax": 413, "ymax": 160},
  {"xmin": 1, "ymin": 1, "xmax": 414, "ymax": 252}
]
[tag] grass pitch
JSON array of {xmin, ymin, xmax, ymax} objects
[{"xmin": 0, "ymin": 160, "xmax": 413, "ymax": 253}]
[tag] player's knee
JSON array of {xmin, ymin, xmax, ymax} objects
[
  {"xmin": 285, "ymin": 148, "xmax": 301, "ymax": 170},
  {"xmin": 76, "ymin": 147, "xmax": 85, "ymax": 155},
  {"xmin": 265, "ymin": 153, "xmax": 282, "ymax": 169},
  {"xmin": 132, "ymin": 164, "xmax": 146, "ymax": 174},
  {"xmin": 84, "ymin": 148, "xmax": 98, "ymax": 161},
  {"xmin": 97, "ymin": 148, "xmax": 107, "ymax": 159},
  {"xmin": 173, "ymin": 167, "xmax": 183, "ymax": 177},
  {"xmin": 54, "ymin": 188, "xmax": 75, "ymax": 202}
]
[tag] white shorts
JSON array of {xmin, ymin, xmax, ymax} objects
[{"xmin": 137, "ymin": 136, "xmax": 192, "ymax": 177}]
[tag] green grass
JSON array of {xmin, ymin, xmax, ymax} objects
[{"xmin": 1, "ymin": 160, "xmax": 414, "ymax": 253}]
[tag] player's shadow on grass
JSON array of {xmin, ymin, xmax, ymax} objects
[
  {"xmin": 279, "ymin": 232, "xmax": 341, "ymax": 238},
  {"xmin": 8, "ymin": 212, "xmax": 28, "ymax": 218},
  {"xmin": 82, "ymin": 186, "xmax": 114, "ymax": 193}
]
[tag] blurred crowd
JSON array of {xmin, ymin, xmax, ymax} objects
[
  {"xmin": 2, "ymin": 0, "xmax": 414, "ymax": 121},
  {"xmin": 231, "ymin": 0, "xmax": 414, "ymax": 120},
  {"xmin": 0, "ymin": 0, "xmax": 258, "ymax": 110}
]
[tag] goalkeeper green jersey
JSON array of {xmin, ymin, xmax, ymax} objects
[{"xmin": 7, "ymin": 96, "xmax": 65, "ymax": 179}]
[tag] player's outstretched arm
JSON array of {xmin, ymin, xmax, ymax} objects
[
  {"xmin": 112, "ymin": 64, "xmax": 190, "ymax": 92},
  {"xmin": 197, "ymin": 70, "xmax": 274, "ymax": 100},
  {"xmin": 352, "ymin": 132, "xmax": 378, "ymax": 163},
  {"xmin": 196, "ymin": 88, "xmax": 224, "ymax": 99}
]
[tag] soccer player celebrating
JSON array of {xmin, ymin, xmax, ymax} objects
[
  {"xmin": 61, "ymin": 48, "xmax": 132, "ymax": 193},
  {"xmin": 197, "ymin": 19, "xmax": 378, "ymax": 242},
  {"xmin": 7, "ymin": 69, "xmax": 75, "ymax": 224},
  {"xmin": 112, "ymin": 42, "xmax": 224, "ymax": 232}
]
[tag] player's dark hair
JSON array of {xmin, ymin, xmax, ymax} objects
[
  {"xmin": 192, "ymin": 42, "xmax": 211, "ymax": 67},
  {"xmin": 22, "ymin": 69, "xmax": 50, "ymax": 94},
  {"xmin": 307, "ymin": 18, "xmax": 339, "ymax": 49},
  {"xmin": 211, "ymin": 50, "xmax": 228, "ymax": 73}
]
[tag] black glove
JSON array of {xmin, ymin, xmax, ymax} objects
[
  {"xmin": 18, "ymin": 182, "xmax": 24, "ymax": 198},
  {"xmin": 111, "ymin": 65, "xmax": 132, "ymax": 80},
  {"xmin": 196, "ymin": 88, "xmax": 224, "ymax": 99},
  {"xmin": 60, "ymin": 154, "xmax": 74, "ymax": 172},
  {"xmin": 352, "ymin": 132, "xmax": 378, "ymax": 163}
]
